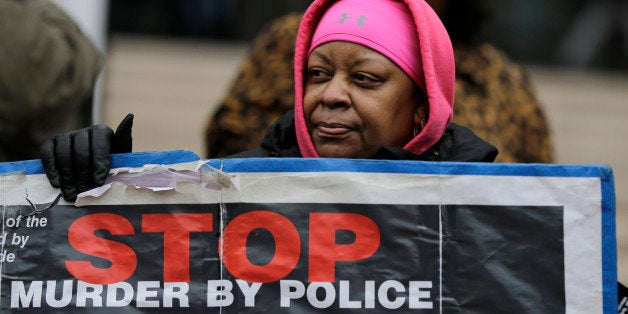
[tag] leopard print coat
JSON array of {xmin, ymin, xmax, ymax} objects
[{"xmin": 205, "ymin": 13, "xmax": 554, "ymax": 163}]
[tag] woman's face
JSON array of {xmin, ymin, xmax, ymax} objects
[{"xmin": 304, "ymin": 41, "xmax": 424, "ymax": 158}]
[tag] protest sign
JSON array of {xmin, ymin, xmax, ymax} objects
[{"xmin": 0, "ymin": 151, "xmax": 617, "ymax": 313}]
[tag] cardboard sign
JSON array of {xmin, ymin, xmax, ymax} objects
[{"xmin": 0, "ymin": 151, "xmax": 617, "ymax": 313}]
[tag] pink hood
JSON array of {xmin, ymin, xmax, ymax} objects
[{"xmin": 294, "ymin": 0, "xmax": 455, "ymax": 158}]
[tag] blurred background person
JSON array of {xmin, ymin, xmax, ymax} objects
[{"xmin": 0, "ymin": 0, "xmax": 103, "ymax": 162}]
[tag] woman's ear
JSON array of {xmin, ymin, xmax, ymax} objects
[{"xmin": 414, "ymin": 103, "xmax": 429, "ymax": 129}]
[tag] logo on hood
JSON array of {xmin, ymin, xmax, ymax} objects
[{"xmin": 338, "ymin": 13, "xmax": 367, "ymax": 26}]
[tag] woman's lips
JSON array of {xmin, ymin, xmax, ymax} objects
[{"xmin": 313, "ymin": 122, "xmax": 354, "ymax": 136}]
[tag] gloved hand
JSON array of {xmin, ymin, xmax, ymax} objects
[{"xmin": 40, "ymin": 114, "xmax": 134, "ymax": 201}]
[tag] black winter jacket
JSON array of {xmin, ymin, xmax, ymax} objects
[{"xmin": 231, "ymin": 110, "xmax": 498, "ymax": 162}]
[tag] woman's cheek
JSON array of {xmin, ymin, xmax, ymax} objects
[{"xmin": 302, "ymin": 93, "xmax": 317, "ymax": 121}]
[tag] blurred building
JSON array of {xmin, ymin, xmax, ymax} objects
[
  {"xmin": 107, "ymin": 0, "xmax": 627, "ymax": 70},
  {"xmin": 486, "ymin": 0, "xmax": 627, "ymax": 69},
  {"xmin": 108, "ymin": 0, "xmax": 310, "ymax": 40}
]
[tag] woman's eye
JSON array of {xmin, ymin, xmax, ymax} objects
[
  {"xmin": 353, "ymin": 73, "xmax": 377, "ymax": 84},
  {"xmin": 308, "ymin": 69, "xmax": 330, "ymax": 80}
]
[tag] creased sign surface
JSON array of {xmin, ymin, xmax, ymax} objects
[{"xmin": 0, "ymin": 151, "xmax": 617, "ymax": 313}]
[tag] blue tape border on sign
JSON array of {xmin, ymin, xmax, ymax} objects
[
  {"xmin": 0, "ymin": 151, "xmax": 618, "ymax": 312},
  {"xmin": 0, "ymin": 150, "xmax": 201, "ymax": 175},
  {"xmin": 601, "ymin": 170, "xmax": 617, "ymax": 314}
]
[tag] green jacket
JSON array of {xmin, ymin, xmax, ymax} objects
[{"xmin": 0, "ymin": 0, "xmax": 103, "ymax": 161}]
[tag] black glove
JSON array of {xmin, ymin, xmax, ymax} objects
[{"xmin": 40, "ymin": 114, "xmax": 134, "ymax": 202}]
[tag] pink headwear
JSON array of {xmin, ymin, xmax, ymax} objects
[
  {"xmin": 308, "ymin": 0, "xmax": 425, "ymax": 92},
  {"xmin": 294, "ymin": 0, "xmax": 455, "ymax": 158}
]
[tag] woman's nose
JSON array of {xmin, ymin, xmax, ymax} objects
[{"xmin": 320, "ymin": 77, "xmax": 351, "ymax": 109}]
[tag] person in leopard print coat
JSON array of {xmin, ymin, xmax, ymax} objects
[{"xmin": 205, "ymin": 1, "xmax": 554, "ymax": 163}]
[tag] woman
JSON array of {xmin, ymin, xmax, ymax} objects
[
  {"xmin": 205, "ymin": 1, "xmax": 553, "ymax": 163},
  {"xmin": 41, "ymin": 0, "xmax": 497, "ymax": 201}
]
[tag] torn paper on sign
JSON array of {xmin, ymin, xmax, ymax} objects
[
  {"xmin": 75, "ymin": 161, "xmax": 240, "ymax": 206},
  {"xmin": 1, "ymin": 171, "xmax": 62, "ymax": 211}
]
